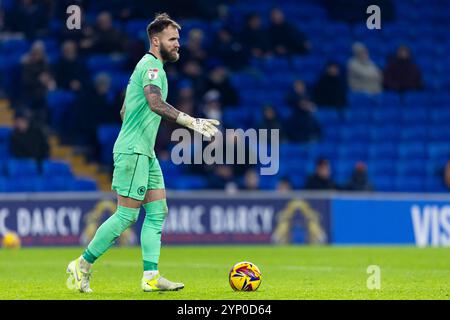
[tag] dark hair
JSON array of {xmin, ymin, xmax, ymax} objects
[{"xmin": 146, "ymin": 13, "xmax": 181, "ymax": 40}]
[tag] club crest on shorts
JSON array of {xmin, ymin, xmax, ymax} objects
[
  {"xmin": 137, "ymin": 186, "xmax": 146, "ymax": 196},
  {"xmin": 148, "ymin": 68, "xmax": 159, "ymax": 80}
]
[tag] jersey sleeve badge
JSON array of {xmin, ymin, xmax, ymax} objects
[{"xmin": 148, "ymin": 68, "xmax": 159, "ymax": 80}]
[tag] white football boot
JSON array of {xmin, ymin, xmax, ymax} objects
[
  {"xmin": 141, "ymin": 273, "xmax": 184, "ymax": 292},
  {"xmin": 66, "ymin": 256, "xmax": 93, "ymax": 293}
]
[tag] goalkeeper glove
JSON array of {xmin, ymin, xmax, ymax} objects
[{"xmin": 176, "ymin": 113, "xmax": 220, "ymax": 138}]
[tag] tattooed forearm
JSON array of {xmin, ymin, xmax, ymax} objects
[{"xmin": 144, "ymin": 85, "xmax": 180, "ymax": 122}]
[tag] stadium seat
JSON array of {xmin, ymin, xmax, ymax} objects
[
  {"xmin": 368, "ymin": 143, "xmax": 398, "ymax": 160},
  {"xmin": 371, "ymin": 175, "xmax": 395, "ymax": 192},
  {"xmin": 7, "ymin": 159, "xmax": 39, "ymax": 177},
  {"xmin": 40, "ymin": 176, "xmax": 75, "ymax": 192},
  {"xmin": 394, "ymin": 176, "xmax": 424, "ymax": 192},
  {"xmin": 42, "ymin": 160, "xmax": 73, "ymax": 177},
  {"xmin": 399, "ymin": 126, "xmax": 428, "ymax": 141},
  {"xmin": 46, "ymin": 90, "xmax": 76, "ymax": 130},
  {"xmin": 72, "ymin": 178, "xmax": 98, "ymax": 191},
  {"xmin": 6, "ymin": 176, "xmax": 41, "ymax": 192},
  {"xmin": 97, "ymin": 125, "xmax": 121, "ymax": 164},
  {"xmin": 368, "ymin": 160, "xmax": 396, "ymax": 177},
  {"xmin": 400, "ymin": 108, "xmax": 429, "ymax": 124},
  {"xmin": 369, "ymin": 125, "xmax": 400, "ymax": 142},
  {"xmin": 398, "ymin": 143, "xmax": 427, "ymax": 159}
]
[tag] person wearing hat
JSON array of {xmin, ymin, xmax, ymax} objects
[{"xmin": 347, "ymin": 42, "xmax": 383, "ymax": 94}]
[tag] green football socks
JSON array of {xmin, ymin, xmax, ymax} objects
[
  {"xmin": 82, "ymin": 205, "xmax": 140, "ymax": 264},
  {"xmin": 141, "ymin": 199, "xmax": 168, "ymax": 271}
]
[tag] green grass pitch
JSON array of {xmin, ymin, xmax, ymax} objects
[{"xmin": 0, "ymin": 246, "xmax": 449, "ymax": 300}]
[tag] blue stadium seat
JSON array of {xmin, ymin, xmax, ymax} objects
[
  {"xmin": 172, "ymin": 175, "xmax": 208, "ymax": 190},
  {"xmin": 223, "ymin": 108, "xmax": 253, "ymax": 129},
  {"xmin": 40, "ymin": 176, "xmax": 75, "ymax": 192},
  {"xmin": 425, "ymin": 176, "xmax": 445, "ymax": 192},
  {"xmin": 159, "ymin": 159, "xmax": 183, "ymax": 175},
  {"xmin": 428, "ymin": 126, "xmax": 450, "ymax": 142},
  {"xmin": 394, "ymin": 176, "xmax": 425, "ymax": 192},
  {"xmin": 371, "ymin": 175, "xmax": 395, "ymax": 192},
  {"xmin": 396, "ymin": 161, "xmax": 427, "ymax": 177},
  {"xmin": 368, "ymin": 143, "xmax": 398, "ymax": 160},
  {"xmin": 398, "ymin": 143, "xmax": 427, "ymax": 159},
  {"xmin": 0, "ymin": 127, "xmax": 12, "ymax": 159},
  {"xmin": 46, "ymin": 90, "xmax": 76, "ymax": 130},
  {"xmin": 72, "ymin": 178, "xmax": 98, "ymax": 191},
  {"xmin": 372, "ymin": 109, "xmax": 401, "ymax": 124},
  {"xmin": 6, "ymin": 176, "xmax": 41, "ymax": 192},
  {"xmin": 0, "ymin": 38, "xmax": 29, "ymax": 56},
  {"xmin": 7, "ymin": 159, "xmax": 39, "ymax": 177},
  {"xmin": 400, "ymin": 126, "xmax": 428, "ymax": 141},
  {"xmin": 380, "ymin": 92, "xmax": 402, "ymax": 106},
  {"xmin": 343, "ymin": 109, "xmax": 371, "ymax": 123},
  {"xmin": 368, "ymin": 160, "xmax": 396, "ymax": 177},
  {"xmin": 42, "ymin": 160, "xmax": 73, "ymax": 177},
  {"xmin": 338, "ymin": 125, "xmax": 370, "ymax": 142},
  {"xmin": 404, "ymin": 92, "xmax": 433, "ymax": 107},
  {"xmin": 87, "ymin": 54, "xmax": 126, "ymax": 72},
  {"xmin": 426, "ymin": 143, "xmax": 450, "ymax": 162},
  {"xmin": 97, "ymin": 125, "xmax": 121, "ymax": 164},
  {"xmin": 315, "ymin": 110, "xmax": 341, "ymax": 125},
  {"xmin": 337, "ymin": 143, "xmax": 368, "ymax": 161},
  {"xmin": 400, "ymin": 108, "xmax": 429, "ymax": 124},
  {"xmin": 280, "ymin": 143, "xmax": 306, "ymax": 158},
  {"xmin": 430, "ymin": 108, "xmax": 450, "ymax": 126},
  {"xmin": 369, "ymin": 125, "xmax": 400, "ymax": 142}
]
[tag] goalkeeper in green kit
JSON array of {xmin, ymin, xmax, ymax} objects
[{"xmin": 66, "ymin": 13, "xmax": 219, "ymax": 293}]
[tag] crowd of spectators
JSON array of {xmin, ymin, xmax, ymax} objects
[{"xmin": 0, "ymin": 1, "xmax": 433, "ymax": 192}]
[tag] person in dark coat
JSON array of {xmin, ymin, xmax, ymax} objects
[
  {"xmin": 305, "ymin": 158, "xmax": 338, "ymax": 190},
  {"xmin": 314, "ymin": 61, "xmax": 347, "ymax": 109},
  {"xmin": 10, "ymin": 110, "xmax": 49, "ymax": 169},
  {"xmin": 286, "ymin": 80, "xmax": 321, "ymax": 142},
  {"xmin": 268, "ymin": 7, "xmax": 311, "ymax": 56},
  {"xmin": 345, "ymin": 162, "xmax": 374, "ymax": 191},
  {"xmin": 54, "ymin": 40, "xmax": 88, "ymax": 92},
  {"xmin": 240, "ymin": 12, "xmax": 271, "ymax": 58},
  {"xmin": 383, "ymin": 45, "xmax": 423, "ymax": 92}
]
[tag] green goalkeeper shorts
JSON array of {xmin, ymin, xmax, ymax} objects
[{"xmin": 111, "ymin": 153, "xmax": 165, "ymax": 201}]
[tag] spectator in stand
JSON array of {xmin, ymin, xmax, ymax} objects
[
  {"xmin": 241, "ymin": 169, "xmax": 260, "ymax": 190},
  {"xmin": 347, "ymin": 42, "xmax": 383, "ymax": 94},
  {"xmin": 178, "ymin": 28, "xmax": 208, "ymax": 66},
  {"xmin": 305, "ymin": 157, "xmax": 338, "ymax": 190},
  {"xmin": 240, "ymin": 12, "xmax": 271, "ymax": 58},
  {"xmin": 285, "ymin": 80, "xmax": 321, "ymax": 142},
  {"xmin": 70, "ymin": 73, "xmax": 113, "ymax": 161},
  {"xmin": 80, "ymin": 11, "xmax": 126, "ymax": 54},
  {"xmin": 5, "ymin": 0, "xmax": 50, "ymax": 39},
  {"xmin": 258, "ymin": 105, "xmax": 287, "ymax": 142},
  {"xmin": 201, "ymin": 90, "xmax": 223, "ymax": 124},
  {"xmin": 276, "ymin": 177, "xmax": 293, "ymax": 192},
  {"xmin": 181, "ymin": 59, "xmax": 207, "ymax": 98},
  {"xmin": 21, "ymin": 40, "xmax": 56, "ymax": 124},
  {"xmin": 204, "ymin": 65, "xmax": 239, "ymax": 106},
  {"xmin": 54, "ymin": 40, "xmax": 88, "ymax": 92},
  {"xmin": 211, "ymin": 26, "xmax": 246, "ymax": 70},
  {"xmin": 383, "ymin": 45, "xmax": 423, "ymax": 92},
  {"xmin": 314, "ymin": 61, "xmax": 347, "ymax": 109},
  {"xmin": 345, "ymin": 162, "xmax": 373, "ymax": 191},
  {"xmin": 268, "ymin": 7, "xmax": 311, "ymax": 56},
  {"xmin": 10, "ymin": 110, "xmax": 49, "ymax": 169},
  {"xmin": 208, "ymin": 165, "xmax": 237, "ymax": 190}
]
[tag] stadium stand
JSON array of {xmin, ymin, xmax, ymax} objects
[{"xmin": 0, "ymin": 0, "xmax": 449, "ymax": 192}]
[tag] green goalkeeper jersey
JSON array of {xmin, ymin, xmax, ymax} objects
[{"xmin": 113, "ymin": 53, "xmax": 168, "ymax": 158}]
